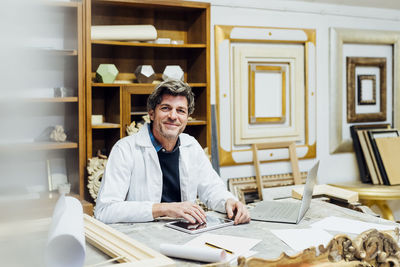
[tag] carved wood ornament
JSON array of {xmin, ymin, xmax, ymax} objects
[
  {"xmin": 87, "ymin": 151, "xmax": 108, "ymax": 201},
  {"xmin": 234, "ymin": 228, "xmax": 400, "ymax": 267}
]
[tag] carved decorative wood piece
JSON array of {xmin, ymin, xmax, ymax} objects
[
  {"xmin": 235, "ymin": 229, "xmax": 400, "ymax": 267},
  {"xmin": 320, "ymin": 229, "xmax": 400, "ymax": 267},
  {"xmin": 87, "ymin": 153, "xmax": 108, "ymax": 201}
]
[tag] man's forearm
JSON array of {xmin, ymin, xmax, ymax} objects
[{"xmin": 152, "ymin": 203, "xmax": 166, "ymax": 218}]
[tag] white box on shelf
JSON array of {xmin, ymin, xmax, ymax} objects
[{"xmin": 91, "ymin": 115, "xmax": 104, "ymax": 125}]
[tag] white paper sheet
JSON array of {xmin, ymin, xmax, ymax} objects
[
  {"xmin": 311, "ymin": 216, "xmax": 398, "ymax": 234},
  {"xmin": 160, "ymin": 243, "xmax": 226, "ymax": 262},
  {"xmin": 91, "ymin": 25, "xmax": 157, "ymax": 41},
  {"xmin": 270, "ymin": 228, "xmax": 333, "ymax": 252},
  {"xmin": 45, "ymin": 195, "xmax": 85, "ymax": 267},
  {"xmin": 185, "ymin": 233, "xmax": 261, "ymax": 263}
]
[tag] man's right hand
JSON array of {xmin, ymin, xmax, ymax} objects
[{"xmin": 152, "ymin": 201, "xmax": 207, "ymax": 224}]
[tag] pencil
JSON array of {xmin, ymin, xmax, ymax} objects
[{"xmin": 205, "ymin": 242, "xmax": 234, "ymax": 254}]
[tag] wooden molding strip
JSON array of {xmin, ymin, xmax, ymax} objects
[
  {"xmin": 228, "ymin": 172, "xmax": 308, "ymax": 203},
  {"xmin": 83, "ymin": 214, "xmax": 175, "ymax": 267}
]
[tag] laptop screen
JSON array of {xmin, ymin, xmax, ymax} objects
[{"xmin": 296, "ymin": 161, "xmax": 319, "ymax": 222}]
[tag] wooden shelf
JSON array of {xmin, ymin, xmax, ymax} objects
[
  {"xmin": 92, "ymin": 83, "xmax": 122, "ymax": 87},
  {"xmin": 189, "ymin": 83, "xmax": 207, "ymax": 88},
  {"xmin": 23, "ymin": 97, "xmax": 78, "ymax": 103},
  {"xmin": 38, "ymin": 48, "xmax": 78, "ymax": 56},
  {"xmin": 187, "ymin": 120, "xmax": 207, "ymax": 126},
  {"xmin": 44, "ymin": 1, "xmax": 80, "ymax": 8},
  {"xmin": 0, "ymin": 141, "xmax": 78, "ymax": 151},
  {"xmin": 131, "ymin": 111, "xmax": 148, "ymax": 115},
  {"xmin": 92, "ymin": 82, "xmax": 207, "ymax": 88},
  {"xmin": 93, "ymin": 0, "xmax": 209, "ymax": 9},
  {"xmin": 92, "ymin": 123, "xmax": 121, "ymax": 129},
  {"xmin": 92, "ymin": 40, "xmax": 206, "ymax": 48}
]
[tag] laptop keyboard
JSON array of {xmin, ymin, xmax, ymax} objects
[{"xmin": 250, "ymin": 200, "xmax": 301, "ymax": 222}]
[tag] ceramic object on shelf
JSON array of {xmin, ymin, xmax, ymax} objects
[
  {"xmin": 134, "ymin": 65, "xmax": 156, "ymax": 83},
  {"xmin": 95, "ymin": 64, "xmax": 119, "ymax": 83},
  {"xmin": 162, "ymin": 65, "xmax": 184, "ymax": 81}
]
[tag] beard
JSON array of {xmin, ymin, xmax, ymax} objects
[{"xmin": 155, "ymin": 118, "xmax": 186, "ymax": 140}]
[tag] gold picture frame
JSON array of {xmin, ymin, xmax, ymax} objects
[
  {"xmin": 346, "ymin": 57, "xmax": 387, "ymax": 123},
  {"xmin": 249, "ymin": 65, "xmax": 286, "ymax": 124},
  {"xmin": 358, "ymin": 75, "xmax": 376, "ymax": 105}
]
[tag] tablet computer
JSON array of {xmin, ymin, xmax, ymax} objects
[{"xmin": 165, "ymin": 215, "xmax": 234, "ymax": 234}]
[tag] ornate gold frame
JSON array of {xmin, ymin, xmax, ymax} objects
[
  {"xmin": 215, "ymin": 25, "xmax": 317, "ymax": 166},
  {"xmin": 346, "ymin": 57, "xmax": 387, "ymax": 123}
]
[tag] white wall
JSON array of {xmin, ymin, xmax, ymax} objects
[{"xmin": 193, "ymin": 0, "xmax": 400, "ymax": 219}]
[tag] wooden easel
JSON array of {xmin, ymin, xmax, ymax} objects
[{"xmin": 252, "ymin": 141, "xmax": 301, "ymax": 200}]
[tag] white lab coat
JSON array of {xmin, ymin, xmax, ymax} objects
[{"xmin": 95, "ymin": 123, "xmax": 236, "ymax": 223}]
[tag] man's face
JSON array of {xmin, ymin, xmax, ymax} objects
[{"xmin": 149, "ymin": 94, "xmax": 189, "ymax": 142}]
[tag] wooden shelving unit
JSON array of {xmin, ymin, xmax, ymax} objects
[
  {"xmin": 35, "ymin": 1, "xmax": 86, "ymax": 200},
  {"xmin": 85, "ymin": 0, "xmax": 211, "ymax": 163}
]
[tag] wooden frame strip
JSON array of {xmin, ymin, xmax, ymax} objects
[
  {"xmin": 252, "ymin": 142, "xmax": 302, "ymax": 200},
  {"xmin": 228, "ymin": 172, "xmax": 308, "ymax": 204},
  {"xmin": 83, "ymin": 214, "xmax": 175, "ymax": 267}
]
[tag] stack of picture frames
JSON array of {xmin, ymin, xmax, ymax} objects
[{"xmin": 351, "ymin": 124, "xmax": 400, "ymax": 185}]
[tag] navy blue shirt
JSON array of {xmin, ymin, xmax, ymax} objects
[{"xmin": 148, "ymin": 124, "xmax": 181, "ymax": 202}]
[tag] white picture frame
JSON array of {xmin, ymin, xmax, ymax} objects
[
  {"xmin": 232, "ymin": 45, "xmax": 305, "ymax": 145},
  {"xmin": 215, "ymin": 25, "xmax": 317, "ymax": 166}
]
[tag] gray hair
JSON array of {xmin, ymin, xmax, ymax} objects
[{"xmin": 147, "ymin": 79, "xmax": 195, "ymax": 115}]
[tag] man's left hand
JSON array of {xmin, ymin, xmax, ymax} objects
[{"xmin": 225, "ymin": 198, "xmax": 250, "ymax": 225}]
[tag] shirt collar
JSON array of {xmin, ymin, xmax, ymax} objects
[{"xmin": 148, "ymin": 123, "xmax": 180, "ymax": 152}]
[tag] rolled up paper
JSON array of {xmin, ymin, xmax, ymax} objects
[
  {"xmin": 45, "ymin": 195, "xmax": 85, "ymax": 267},
  {"xmin": 160, "ymin": 243, "xmax": 226, "ymax": 263},
  {"xmin": 91, "ymin": 25, "xmax": 157, "ymax": 41}
]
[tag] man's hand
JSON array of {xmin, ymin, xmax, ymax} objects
[
  {"xmin": 152, "ymin": 201, "xmax": 207, "ymax": 224},
  {"xmin": 225, "ymin": 198, "xmax": 250, "ymax": 225}
]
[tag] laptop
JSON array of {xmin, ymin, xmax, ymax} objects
[{"xmin": 250, "ymin": 161, "xmax": 319, "ymax": 224}]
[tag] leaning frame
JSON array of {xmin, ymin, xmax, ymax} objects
[
  {"xmin": 329, "ymin": 28, "xmax": 400, "ymax": 153},
  {"xmin": 228, "ymin": 172, "xmax": 307, "ymax": 203},
  {"xmin": 215, "ymin": 25, "xmax": 317, "ymax": 166},
  {"xmin": 346, "ymin": 57, "xmax": 387, "ymax": 123}
]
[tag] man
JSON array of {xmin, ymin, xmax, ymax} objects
[{"xmin": 95, "ymin": 79, "xmax": 250, "ymax": 225}]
